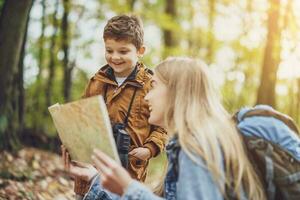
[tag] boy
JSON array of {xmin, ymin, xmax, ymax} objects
[{"xmin": 68, "ymin": 14, "xmax": 168, "ymax": 197}]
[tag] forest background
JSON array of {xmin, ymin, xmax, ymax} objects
[{"xmin": 0, "ymin": 0, "xmax": 300, "ymax": 199}]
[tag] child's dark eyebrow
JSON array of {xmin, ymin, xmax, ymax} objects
[{"xmin": 119, "ymin": 47, "xmax": 130, "ymax": 51}]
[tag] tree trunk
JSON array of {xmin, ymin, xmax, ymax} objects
[
  {"xmin": 0, "ymin": 0, "xmax": 4, "ymax": 14},
  {"xmin": 256, "ymin": 0, "xmax": 281, "ymax": 107},
  {"xmin": 36, "ymin": 0, "xmax": 46, "ymax": 92},
  {"xmin": 206, "ymin": 0, "xmax": 216, "ymax": 65},
  {"xmin": 0, "ymin": 0, "xmax": 33, "ymax": 151},
  {"xmin": 33, "ymin": 0, "xmax": 46, "ymax": 130},
  {"xmin": 62, "ymin": 0, "xmax": 73, "ymax": 102},
  {"xmin": 127, "ymin": 0, "xmax": 136, "ymax": 11},
  {"xmin": 45, "ymin": 0, "xmax": 59, "ymax": 107},
  {"xmin": 16, "ymin": 9, "xmax": 31, "ymax": 139},
  {"xmin": 163, "ymin": 0, "xmax": 177, "ymax": 58}
]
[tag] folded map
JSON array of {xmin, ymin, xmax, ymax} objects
[{"xmin": 48, "ymin": 95, "xmax": 120, "ymax": 164}]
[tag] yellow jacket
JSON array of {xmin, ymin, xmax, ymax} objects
[{"xmin": 75, "ymin": 63, "xmax": 168, "ymax": 195}]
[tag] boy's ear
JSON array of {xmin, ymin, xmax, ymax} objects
[{"xmin": 137, "ymin": 46, "xmax": 146, "ymax": 57}]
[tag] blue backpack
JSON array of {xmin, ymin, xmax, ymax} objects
[{"xmin": 234, "ymin": 105, "xmax": 300, "ymax": 200}]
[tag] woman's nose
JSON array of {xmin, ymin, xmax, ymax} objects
[{"xmin": 144, "ymin": 92, "xmax": 150, "ymax": 101}]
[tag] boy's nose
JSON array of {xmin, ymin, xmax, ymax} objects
[{"xmin": 111, "ymin": 53, "xmax": 121, "ymax": 60}]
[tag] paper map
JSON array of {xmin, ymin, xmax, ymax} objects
[{"xmin": 48, "ymin": 95, "xmax": 120, "ymax": 164}]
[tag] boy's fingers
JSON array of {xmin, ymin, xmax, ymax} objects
[
  {"xmin": 66, "ymin": 152, "xmax": 70, "ymax": 170},
  {"xmin": 128, "ymin": 149, "xmax": 137, "ymax": 156},
  {"xmin": 128, "ymin": 153, "xmax": 139, "ymax": 160},
  {"xmin": 129, "ymin": 148, "xmax": 142, "ymax": 156},
  {"xmin": 62, "ymin": 147, "xmax": 68, "ymax": 169},
  {"xmin": 61, "ymin": 146, "xmax": 65, "ymax": 160}
]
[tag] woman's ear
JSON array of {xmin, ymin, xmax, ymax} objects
[{"xmin": 137, "ymin": 46, "xmax": 146, "ymax": 57}]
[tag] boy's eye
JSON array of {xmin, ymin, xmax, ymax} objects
[
  {"xmin": 119, "ymin": 50, "xmax": 128, "ymax": 54},
  {"xmin": 106, "ymin": 49, "xmax": 113, "ymax": 53}
]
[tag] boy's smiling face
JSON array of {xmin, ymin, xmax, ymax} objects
[{"xmin": 104, "ymin": 38, "xmax": 145, "ymax": 77}]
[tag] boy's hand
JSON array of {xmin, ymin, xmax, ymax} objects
[
  {"xmin": 92, "ymin": 149, "xmax": 133, "ymax": 196},
  {"xmin": 61, "ymin": 145, "xmax": 98, "ymax": 182},
  {"xmin": 128, "ymin": 147, "xmax": 151, "ymax": 161}
]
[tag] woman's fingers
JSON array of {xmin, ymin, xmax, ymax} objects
[
  {"xmin": 91, "ymin": 149, "xmax": 133, "ymax": 196},
  {"xmin": 71, "ymin": 160, "xmax": 90, "ymax": 168},
  {"xmin": 69, "ymin": 164, "xmax": 86, "ymax": 180},
  {"xmin": 91, "ymin": 149, "xmax": 121, "ymax": 181},
  {"xmin": 91, "ymin": 154, "xmax": 110, "ymax": 175},
  {"xmin": 93, "ymin": 149, "xmax": 117, "ymax": 168}
]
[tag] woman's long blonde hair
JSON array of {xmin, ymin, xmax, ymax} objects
[{"xmin": 155, "ymin": 57, "xmax": 265, "ymax": 200}]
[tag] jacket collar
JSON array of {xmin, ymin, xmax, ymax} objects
[
  {"xmin": 105, "ymin": 64, "xmax": 138, "ymax": 82},
  {"xmin": 94, "ymin": 62, "xmax": 147, "ymax": 88}
]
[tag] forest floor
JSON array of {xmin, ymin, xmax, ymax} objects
[
  {"xmin": 0, "ymin": 147, "xmax": 74, "ymax": 200},
  {"xmin": 0, "ymin": 147, "xmax": 166, "ymax": 200}
]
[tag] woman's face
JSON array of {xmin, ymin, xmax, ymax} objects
[{"xmin": 145, "ymin": 73, "xmax": 168, "ymax": 128}]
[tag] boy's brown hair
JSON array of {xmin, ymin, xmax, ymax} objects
[{"xmin": 103, "ymin": 14, "xmax": 144, "ymax": 49}]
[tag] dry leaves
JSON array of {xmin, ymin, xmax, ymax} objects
[{"xmin": 0, "ymin": 148, "xmax": 75, "ymax": 200}]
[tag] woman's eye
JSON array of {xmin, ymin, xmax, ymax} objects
[{"xmin": 150, "ymin": 80, "xmax": 156, "ymax": 88}]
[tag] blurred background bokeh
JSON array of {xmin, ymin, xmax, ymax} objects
[{"xmin": 0, "ymin": 0, "xmax": 299, "ymax": 199}]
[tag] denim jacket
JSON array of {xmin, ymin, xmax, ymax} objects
[{"xmin": 84, "ymin": 136, "xmax": 229, "ymax": 200}]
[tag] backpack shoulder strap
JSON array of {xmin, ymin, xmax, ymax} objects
[{"xmin": 240, "ymin": 109, "xmax": 299, "ymax": 134}]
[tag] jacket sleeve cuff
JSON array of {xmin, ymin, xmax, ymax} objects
[
  {"xmin": 122, "ymin": 180, "xmax": 163, "ymax": 200},
  {"xmin": 74, "ymin": 176, "xmax": 92, "ymax": 196},
  {"xmin": 143, "ymin": 142, "xmax": 159, "ymax": 158}
]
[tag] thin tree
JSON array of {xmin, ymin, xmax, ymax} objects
[
  {"xmin": 15, "ymin": 6, "xmax": 31, "ymax": 139},
  {"xmin": 45, "ymin": 0, "xmax": 59, "ymax": 107},
  {"xmin": 163, "ymin": 0, "xmax": 178, "ymax": 58},
  {"xmin": 33, "ymin": 0, "xmax": 46, "ymax": 130},
  {"xmin": 256, "ymin": 0, "xmax": 282, "ymax": 107},
  {"xmin": 62, "ymin": 0, "xmax": 74, "ymax": 102},
  {"xmin": 206, "ymin": 0, "xmax": 216, "ymax": 65},
  {"xmin": 0, "ymin": 0, "xmax": 33, "ymax": 150},
  {"xmin": 127, "ymin": 0, "xmax": 136, "ymax": 11},
  {"xmin": 0, "ymin": 0, "xmax": 4, "ymax": 13}
]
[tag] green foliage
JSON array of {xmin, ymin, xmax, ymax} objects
[
  {"xmin": 0, "ymin": 114, "xmax": 8, "ymax": 134},
  {"xmin": 71, "ymin": 69, "xmax": 89, "ymax": 99},
  {"xmin": 0, "ymin": 0, "xmax": 4, "ymax": 15},
  {"xmin": 21, "ymin": 0, "xmax": 300, "ymax": 147},
  {"xmin": 0, "ymin": 0, "xmax": 4, "ymax": 11}
]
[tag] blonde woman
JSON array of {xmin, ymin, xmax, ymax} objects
[{"xmin": 68, "ymin": 57, "xmax": 266, "ymax": 200}]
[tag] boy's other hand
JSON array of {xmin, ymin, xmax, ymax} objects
[
  {"xmin": 128, "ymin": 147, "xmax": 151, "ymax": 161},
  {"xmin": 61, "ymin": 145, "xmax": 98, "ymax": 182}
]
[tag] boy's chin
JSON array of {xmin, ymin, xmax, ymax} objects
[{"xmin": 112, "ymin": 67, "xmax": 135, "ymax": 76}]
